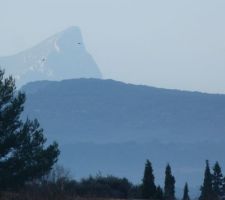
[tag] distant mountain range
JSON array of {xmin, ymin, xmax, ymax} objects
[
  {"xmin": 22, "ymin": 78, "xmax": 225, "ymax": 194},
  {"xmin": 0, "ymin": 27, "xmax": 102, "ymax": 87}
]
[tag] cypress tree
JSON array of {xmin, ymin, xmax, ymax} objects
[
  {"xmin": 182, "ymin": 182, "xmax": 190, "ymax": 200},
  {"xmin": 0, "ymin": 69, "xmax": 60, "ymax": 189},
  {"xmin": 212, "ymin": 161, "xmax": 223, "ymax": 198},
  {"xmin": 141, "ymin": 159, "xmax": 156, "ymax": 199},
  {"xmin": 199, "ymin": 160, "xmax": 216, "ymax": 200},
  {"xmin": 164, "ymin": 164, "xmax": 176, "ymax": 200}
]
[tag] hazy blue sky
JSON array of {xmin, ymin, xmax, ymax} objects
[{"xmin": 1, "ymin": 0, "xmax": 225, "ymax": 93}]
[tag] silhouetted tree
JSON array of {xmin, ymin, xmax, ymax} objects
[
  {"xmin": 128, "ymin": 184, "xmax": 142, "ymax": 199},
  {"xmin": 199, "ymin": 160, "xmax": 216, "ymax": 200},
  {"xmin": 0, "ymin": 69, "xmax": 60, "ymax": 189},
  {"xmin": 141, "ymin": 160, "xmax": 156, "ymax": 199},
  {"xmin": 164, "ymin": 164, "xmax": 176, "ymax": 200},
  {"xmin": 212, "ymin": 162, "xmax": 223, "ymax": 199},
  {"xmin": 155, "ymin": 185, "xmax": 163, "ymax": 200},
  {"xmin": 182, "ymin": 182, "xmax": 190, "ymax": 200}
]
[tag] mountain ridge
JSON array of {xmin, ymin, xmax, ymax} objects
[
  {"xmin": 22, "ymin": 78, "xmax": 225, "ymax": 144},
  {"xmin": 21, "ymin": 78, "xmax": 225, "ymax": 189},
  {"xmin": 23, "ymin": 78, "xmax": 225, "ymax": 96}
]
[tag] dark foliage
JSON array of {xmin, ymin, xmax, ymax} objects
[
  {"xmin": 212, "ymin": 162, "xmax": 223, "ymax": 199},
  {"xmin": 199, "ymin": 160, "xmax": 216, "ymax": 200},
  {"xmin": 0, "ymin": 69, "xmax": 59, "ymax": 190},
  {"xmin": 141, "ymin": 159, "xmax": 157, "ymax": 199},
  {"xmin": 182, "ymin": 183, "xmax": 190, "ymax": 200},
  {"xmin": 155, "ymin": 185, "xmax": 163, "ymax": 200},
  {"xmin": 164, "ymin": 164, "xmax": 176, "ymax": 200},
  {"xmin": 76, "ymin": 175, "xmax": 132, "ymax": 198}
]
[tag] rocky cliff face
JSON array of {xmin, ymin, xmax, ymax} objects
[{"xmin": 0, "ymin": 26, "xmax": 102, "ymax": 87}]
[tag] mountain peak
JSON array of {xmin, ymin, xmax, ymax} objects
[
  {"xmin": 58, "ymin": 26, "xmax": 83, "ymax": 44},
  {"xmin": 61, "ymin": 26, "xmax": 81, "ymax": 35},
  {"xmin": 55, "ymin": 26, "xmax": 85, "ymax": 53},
  {"xmin": 0, "ymin": 26, "xmax": 102, "ymax": 87}
]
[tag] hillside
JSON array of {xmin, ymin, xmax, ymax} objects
[
  {"xmin": 22, "ymin": 78, "xmax": 225, "ymax": 143},
  {"xmin": 22, "ymin": 79, "xmax": 225, "ymax": 190}
]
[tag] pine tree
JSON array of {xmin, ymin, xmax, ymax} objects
[
  {"xmin": 212, "ymin": 162, "xmax": 223, "ymax": 199},
  {"xmin": 155, "ymin": 185, "xmax": 163, "ymax": 200},
  {"xmin": 199, "ymin": 160, "xmax": 216, "ymax": 200},
  {"xmin": 182, "ymin": 182, "xmax": 190, "ymax": 200},
  {"xmin": 141, "ymin": 159, "xmax": 156, "ymax": 199},
  {"xmin": 164, "ymin": 164, "xmax": 176, "ymax": 200},
  {"xmin": 0, "ymin": 69, "xmax": 60, "ymax": 189}
]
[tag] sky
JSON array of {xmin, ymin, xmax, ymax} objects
[{"xmin": 0, "ymin": 0, "xmax": 225, "ymax": 93}]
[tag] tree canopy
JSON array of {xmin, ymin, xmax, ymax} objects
[
  {"xmin": 212, "ymin": 161, "xmax": 223, "ymax": 199},
  {"xmin": 0, "ymin": 69, "xmax": 60, "ymax": 189},
  {"xmin": 164, "ymin": 164, "xmax": 176, "ymax": 200},
  {"xmin": 182, "ymin": 182, "xmax": 190, "ymax": 200},
  {"xmin": 199, "ymin": 160, "xmax": 216, "ymax": 200},
  {"xmin": 141, "ymin": 159, "xmax": 156, "ymax": 199}
]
